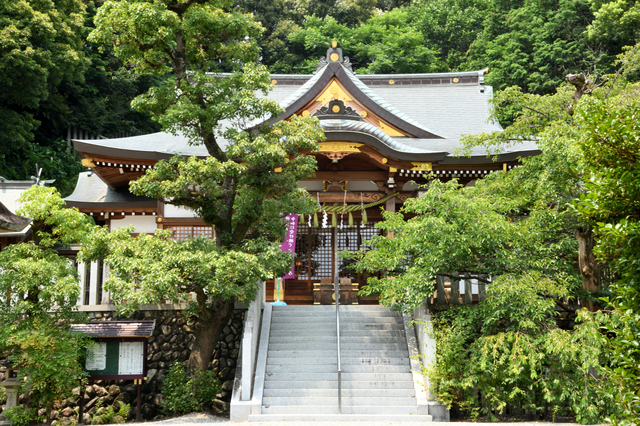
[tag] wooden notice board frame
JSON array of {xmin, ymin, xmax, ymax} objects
[{"xmin": 71, "ymin": 320, "xmax": 156, "ymax": 422}]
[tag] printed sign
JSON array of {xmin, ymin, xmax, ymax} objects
[
  {"xmin": 85, "ymin": 342, "xmax": 107, "ymax": 371},
  {"xmin": 280, "ymin": 214, "xmax": 299, "ymax": 279},
  {"xmin": 118, "ymin": 341, "xmax": 144, "ymax": 375}
]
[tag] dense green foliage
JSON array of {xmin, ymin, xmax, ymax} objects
[
  {"xmin": 575, "ymin": 82, "xmax": 640, "ymax": 421},
  {"xmin": 467, "ymin": 0, "xmax": 612, "ymax": 93},
  {"xmin": 0, "ymin": 0, "xmax": 160, "ymax": 196},
  {"xmin": 426, "ymin": 274, "xmax": 615, "ymax": 422},
  {"xmin": 0, "ymin": 0, "xmax": 87, "ymax": 151},
  {"xmin": 0, "ymin": 186, "xmax": 94, "ymax": 422},
  {"xmin": 286, "ymin": 10, "xmax": 440, "ymax": 74},
  {"xmin": 249, "ymin": 0, "xmax": 623, "ymax": 92},
  {"xmin": 161, "ymin": 362, "xmax": 221, "ymax": 414}
]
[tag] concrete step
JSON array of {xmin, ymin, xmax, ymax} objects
[
  {"xmin": 264, "ymin": 372, "xmax": 414, "ymax": 381},
  {"xmin": 264, "ymin": 380, "xmax": 415, "ymax": 389},
  {"xmin": 341, "ymin": 350, "xmax": 410, "ymax": 357},
  {"xmin": 266, "ymin": 364, "xmax": 411, "ymax": 374},
  {"xmin": 268, "ymin": 335, "xmax": 406, "ymax": 345},
  {"xmin": 268, "ymin": 343, "xmax": 408, "ymax": 351},
  {"xmin": 270, "ymin": 328, "xmax": 407, "ymax": 337},
  {"xmin": 262, "ymin": 396, "xmax": 416, "ymax": 406},
  {"xmin": 270, "ymin": 319, "xmax": 402, "ymax": 327},
  {"xmin": 271, "ymin": 311, "xmax": 402, "ymax": 320},
  {"xmin": 259, "ymin": 405, "xmax": 424, "ymax": 415},
  {"xmin": 248, "ymin": 414, "xmax": 433, "ymax": 422},
  {"xmin": 263, "ymin": 388, "xmax": 416, "ymax": 398},
  {"xmin": 265, "ymin": 357, "xmax": 337, "ymax": 365},
  {"xmin": 339, "ymin": 343, "xmax": 409, "ymax": 351},
  {"xmin": 266, "ymin": 356, "xmax": 410, "ymax": 365},
  {"xmin": 269, "ymin": 329, "xmax": 337, "ymax": 336},
  {"xmin": 268, "ymin": 335, "xmax": 337, "ymax": 343},
  {"xmin": 267, "ymin": 350, "xmax": 337, "ymax": 358},
  {"xmin": 273, "ymin": 306, "xmax": 398, "ymax": 315}
]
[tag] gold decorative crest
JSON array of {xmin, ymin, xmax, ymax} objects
[
  {"xmin": 315, "ymin": 80, "xmax": 353, "ymax": 104},
  {"xmin": 317, "ymin": 142, "xmax": 363, "ymax": 153},
  {"xmin": 411, "ymin": 162, "xmax": 433, "ymax": 171}
]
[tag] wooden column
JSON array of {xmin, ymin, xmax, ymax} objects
[{"xmin": 451, "ymin": 277, "xmax": 460, "ymax": 305}]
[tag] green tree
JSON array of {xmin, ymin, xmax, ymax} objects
[
  {"xmin": 575, "ymin": 82, "xmax": 640, "ymax": 422},
  {"xmin": 86, "ymin": 0, "xmax": 324, "ymax": 372},
  {"xmin": 287, "ymin": 10, "xmax": 441, "ymax": 74},
  {"xmin": 409, "ymin": 0, "xmax": 489, "ymax": 71},
  {"xmin": 351, "ymin": 82, "xmax": 598, "ymax": 308},
  {"xmin": 0, "ymin": 0, "xmax": 88, "ymax": 179},
  {"xmin": 0, "ymin": 186, "xmax": 94, "ymax": 423},
  {"xmin": 468, "ymin": 0, "xmax": 614, "ymax": 93}
]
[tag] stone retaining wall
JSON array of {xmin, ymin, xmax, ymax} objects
[{"xmin": 0, "ymin": 308, "xmax": 244, "ymax": 424}]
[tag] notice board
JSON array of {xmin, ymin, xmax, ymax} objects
[{"xmin": 85, "ymin": 339, "xmax": 146, "ymax": 380}]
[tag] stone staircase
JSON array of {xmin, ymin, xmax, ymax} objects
[{"xmin": 247, "ymin": 305, "xmax": 433, "ymax": 421}]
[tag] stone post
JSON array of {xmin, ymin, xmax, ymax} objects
[{"xmin": 0, "ymin": 367, "xmax": 20, "ymax": 426}]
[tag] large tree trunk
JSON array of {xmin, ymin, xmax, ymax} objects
[
  {"xmin": 576, "ymin": 225, "xmax": 601, "ymax": 311},
  {"xmin": 187, "ymin": 298, "xmax": 234, "ymax": 373}
]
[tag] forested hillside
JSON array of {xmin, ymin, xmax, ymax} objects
[{"xmin": 2, "ymin": 0, "xmax": 637, "ymax": 195}]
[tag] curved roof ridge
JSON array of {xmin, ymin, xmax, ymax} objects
[
  {"xmin": 320, "ymin": 119, "xmax": 445, "ymax": 154},
  {"xmin": 344, "ymin": 70, "xmax": 445, "ymax": 138},
  {"xmin": 278, "ymin": 69, "xmax": 326, "ymax": 111}
]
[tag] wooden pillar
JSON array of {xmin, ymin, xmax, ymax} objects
[
  {"xmin": 478, "ymin": 275, "xmax": 487, "ymax": 302},
  {"xmin": 436, "ymin": 276, "xmax": 445, "ymax": 305},
  {"xmin": 451, "ymin": 277, "xmax": 460, "ymax": 305}
]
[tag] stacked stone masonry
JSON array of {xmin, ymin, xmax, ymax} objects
[{"xmin": 0, "ymin": 309, "xmax": 244, "ymax": 424}]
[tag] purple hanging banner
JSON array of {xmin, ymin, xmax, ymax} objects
[{"xmin": 280, "ymin": 214, "xmax": 299, "ymax": 279}]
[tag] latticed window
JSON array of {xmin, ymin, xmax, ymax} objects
[
  {"xmin": 165, "ymin": 226, "xmax": 214, "ymax": 241},
  {"xmin": 294, "ymin": 221, "xmax": 381, "ymax": 281}
]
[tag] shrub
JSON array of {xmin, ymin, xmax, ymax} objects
[
  {"xmin": 4, "ymin": 406, "xmax": 44, "ymax": 426},
  {"xmin": 424, "ymin": 272, "xmax": 619, "ymax": 423},
  {"xmin": 161, "ymin": 362, "xmax": 221, "ymax": 415},
  {"xmin": 90, "ymin": 401, "xmax": 129, "ymax": 425}
]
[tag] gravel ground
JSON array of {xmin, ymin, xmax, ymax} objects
[{"xmin": 131, "ymin": 412, "xmax": 594, "ymax": 426}]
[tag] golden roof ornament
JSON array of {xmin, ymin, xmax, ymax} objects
[{"xmin": 315, "ymin": 42, "xmax": 354, "ymax": 73}]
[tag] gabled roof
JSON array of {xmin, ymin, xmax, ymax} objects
[{"xmin": 71, "ymin": 46, "xmax": 538, "ymax": 171}]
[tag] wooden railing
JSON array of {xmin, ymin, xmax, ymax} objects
[{"xmin": 428, "ymin": 275, "xmax": 488, "ymax": 306}]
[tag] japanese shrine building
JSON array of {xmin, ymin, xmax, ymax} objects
[{"xmin": 65, "ymin": 45, "xmax": 539, "ymax": 307}]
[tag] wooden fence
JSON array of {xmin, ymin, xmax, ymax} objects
[{"xmin": 428, "ymin": 275, "xmax": 488, "ymax": 306}]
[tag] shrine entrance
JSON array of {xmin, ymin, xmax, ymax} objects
[{"xmin": 266, "ymin": 219, "xmax": 382, "ymax": 305}]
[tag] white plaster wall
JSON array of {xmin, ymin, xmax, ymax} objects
[
  {"xmin": 110, "ymin": 215, "xmax": 158, "ymax": 233},
  {"xmin": 163, "ymin": 204, "xmax": 197, "ymax": 218}
]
